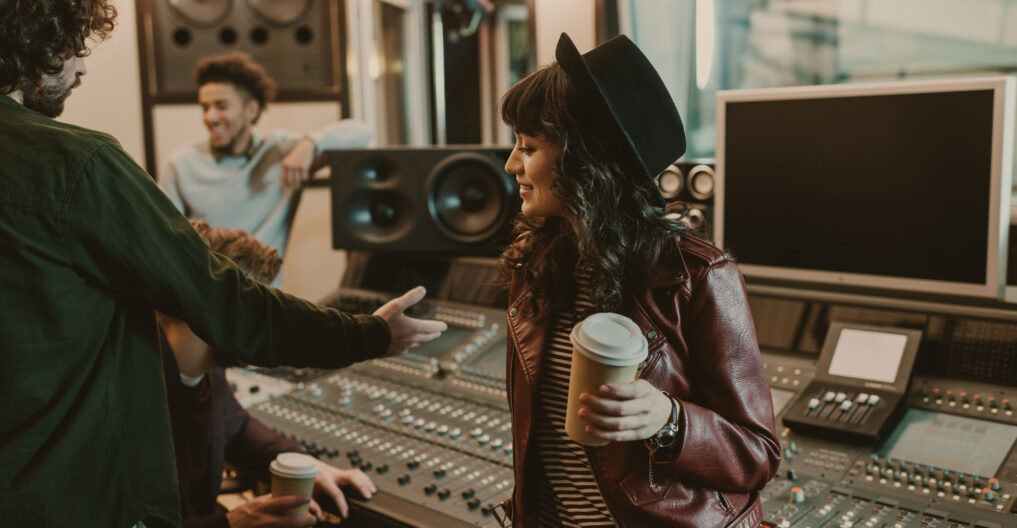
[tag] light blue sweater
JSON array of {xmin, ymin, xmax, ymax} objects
[{"xmin": 159, "ymin": 120, "xmax": 375, "ymax": 287}]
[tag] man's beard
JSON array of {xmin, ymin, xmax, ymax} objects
[{"xmin": 23, "ymin": 75, "xmax": 78, "ymax": 118}]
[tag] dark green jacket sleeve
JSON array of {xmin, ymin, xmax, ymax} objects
[{"xmin": 65, "ymin": 143, "xmax": 389, "ymax": 368}]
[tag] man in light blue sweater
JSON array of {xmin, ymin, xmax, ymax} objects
[{"xmin": 159, "ymin": 53, "xmax": 373, "ymax": 287}]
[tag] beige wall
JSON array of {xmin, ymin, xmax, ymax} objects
[
  {"xmin": 60, "ymin": 0, "xmax": 146, "ymax": 167},
  {"xmin": 534, "ymin": 0, "xmax": 597, "ymax": 65}
]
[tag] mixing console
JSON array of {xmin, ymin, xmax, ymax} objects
[
  {"xmin": 230, "ymin": 287, "xmax": 1017, "ymax": 528},
  {"xmin": 761, "ymin": 352, "xmax": 1017, "ymax": 528},
  {"xmin": 235, "ymin": 288, "xmax": 512, "ymax": 527}
]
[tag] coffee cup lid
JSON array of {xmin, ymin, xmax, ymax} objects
[
  {"xmin": 570, "ymin": 313, "xmax": 648, "ymax": 366},
  {"xmin": 270, "ymin": 452, "xmax": 319, "ymax": 480}
]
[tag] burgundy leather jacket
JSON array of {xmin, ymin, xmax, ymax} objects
[{"xmin": 504, "ymin": 235, "xmax": 780, "ymax": 527}]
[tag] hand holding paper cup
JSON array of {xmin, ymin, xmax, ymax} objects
[
  {"xmin": 270, "ymin": 452, "xmax": 319, "ymax": 516},
  {"xmin": 566, "ymin": 313, "xmax": 648, "ymax": 446}
]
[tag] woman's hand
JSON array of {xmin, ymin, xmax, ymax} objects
[{"xmin": 578, "ymin": 380, "xmax": 675, "ymax": 442}]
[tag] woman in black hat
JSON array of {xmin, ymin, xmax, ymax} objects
[{"xmin": 497, "ymin": 33, "xmax": 781, "ymax": 527}]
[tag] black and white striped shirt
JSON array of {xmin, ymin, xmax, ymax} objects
[{"xmin": 534, "ymin": 270, "xmax": 616, "ymax": 527}]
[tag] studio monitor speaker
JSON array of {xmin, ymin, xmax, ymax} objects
[
  {"xmin": 656, "ymin": 161, "xmax": 715, "ymax": 240},
  {"xmin": 140, "ymin": 0, "xmax": 344, "ymax": 97},
  {"xmin": 329, "ymin": 147, "xmax": 520, "ymax": 256}
]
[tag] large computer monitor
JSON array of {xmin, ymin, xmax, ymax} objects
[{"xmin": 715, "ymin": 77, "xmax": 1014, "ymax": 299}]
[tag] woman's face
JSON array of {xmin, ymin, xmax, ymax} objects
[{"xmin": 505, "ymin": 132, "xmax": 564, "ymax": 217}]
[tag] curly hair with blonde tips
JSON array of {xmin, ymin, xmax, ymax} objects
[
  {"xmin": 0, "ymin": 0, "xmax": 117, "ymax": 94},
  {"xmin": 190, "ymin": 220, "xmax": 282, "ymax": 285}
]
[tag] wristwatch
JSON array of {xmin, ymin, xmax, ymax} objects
[{"xmin": 648, "ymin": 392, "xmax": 680, "ymax": 454}]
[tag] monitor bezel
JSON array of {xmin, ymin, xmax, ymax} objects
[{"xmin": 714, "ymin": 76, "xmax": 1015, "ymax": 299}]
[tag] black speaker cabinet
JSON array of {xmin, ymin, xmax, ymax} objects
[
  {"xmin": 656, "ymin": 161, "xmax": 715, "ymax": 239},
  {"xmin": 140, "ymin": 0, "xmax": 344, "ymax": 98},
  {"xmin": 329, "ymin": 147, "xmax": 520, "ymax": 256}
]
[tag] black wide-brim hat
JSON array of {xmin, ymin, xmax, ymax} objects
[{"xmin": 556, "ymin": 33, "xmax": 686, "ymax": 203}]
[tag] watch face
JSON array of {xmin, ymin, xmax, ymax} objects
[{"xmin": 654, "ymin": 429, "xmax": 677, "ymax": 448}]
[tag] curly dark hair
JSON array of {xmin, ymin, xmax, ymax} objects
[
  {"xmin": 190, "ymin": 220, "xmax": 282, "ymax": 284},
  {"xmin": 0, "ymin": 0, "xmax": 117, "ymax": 94},
  {"xmin": 497, "ymin": 64, "xmax": 686, "ymax": 316},
  {"xmin": 194, "ymin": 53, "xmax": 276, "ymax": 122}
]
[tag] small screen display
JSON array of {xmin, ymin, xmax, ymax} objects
[
  {"xmin": 881, "ymin": 409, "xmax": 1017, "ymax": 477},
  {"xmin": 412, "ymin": 326, "xmax": 473, "ymax": 359},
  {"xmin": 770, "ymin": 387, "xmax": 796, "ymax": 416},
  {"xmin": 828, "ymin": 328, "xmax": 907, "ymax": 383},
  {"xmin": 468, "ymin": 337, "xmax": 507, "ymax": 373}
]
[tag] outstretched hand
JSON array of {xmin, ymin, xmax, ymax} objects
[{"xmin": 373, "ymin": 286, "xmax": 447, "ymax": 357}]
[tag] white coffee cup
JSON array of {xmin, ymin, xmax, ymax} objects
[
  {"xmin": 269, "ymin": 452, "xmax": 319, "ymax": 516},
  {"xmin": 565, "ymin": 313, "xmax": 648, "ymax": 446}
]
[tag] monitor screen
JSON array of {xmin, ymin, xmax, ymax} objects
[
  {"xmin": 715, "ymin": 77, "xmax": 1013, "ymax": 298},
  {"xmin": 827, "ymin": 328, "xmax": 907, "ymax": 383}
]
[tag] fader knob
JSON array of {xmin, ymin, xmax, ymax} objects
[
  {"xmin": 397, "ymin": 474, "xmax": 411, "ymax": 485},
  {"xmin": 462, "ymin": 488, "xmax": 476, "ymax": 499},
  {"xmin": 438, "ymin": 488, "xmax": 451, "ymax": 500},
  {"xmin": 468, "ymin": 498, "xmax": 482, "ymax": 510},
  {"xmin": 791, "ymin": 486, "xmax": 805, "ymax": 504},
  {"xmin": 424, "ymin": 484, "xmax": 437, "ymax": 495}
]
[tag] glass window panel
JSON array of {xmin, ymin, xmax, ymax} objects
[{"xmin": 626, "ymin": 0, "xmax": 1017, "ymax": 159}]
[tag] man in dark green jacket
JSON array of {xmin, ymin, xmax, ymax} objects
[{"xmin": 0, "ymin": 2, "xmax": 445, "ymax": 526}]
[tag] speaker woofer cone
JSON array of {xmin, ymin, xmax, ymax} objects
[
  {"xmin": 687, "ymin": 165, "xmax": 715, "ymax": 200},
  {"xmin": 342, "ymin": 190, "xmax": 413, "ymax": 244},
  {"xmin": 169, "ymin": 0, "xmax": 233, "ymax": 28},
  {"xmin": 426, "ymin": 153, "xmax": 512, "ymax": 242},
  {"xmin": 246, "ymin": 0, "xmax": 311, "ymax": 27},
  {"xmin": 656, "ymin": 164, "xmax": 685, "ymax": 200}
]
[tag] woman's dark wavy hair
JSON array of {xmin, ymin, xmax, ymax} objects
[
  {"xmin": 0, "ymin": 0, "xmax": 117, "ymax": 93},
  {"xmin": 497, "ymin": 64, "xmax": 686, "ymax": 316}
]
